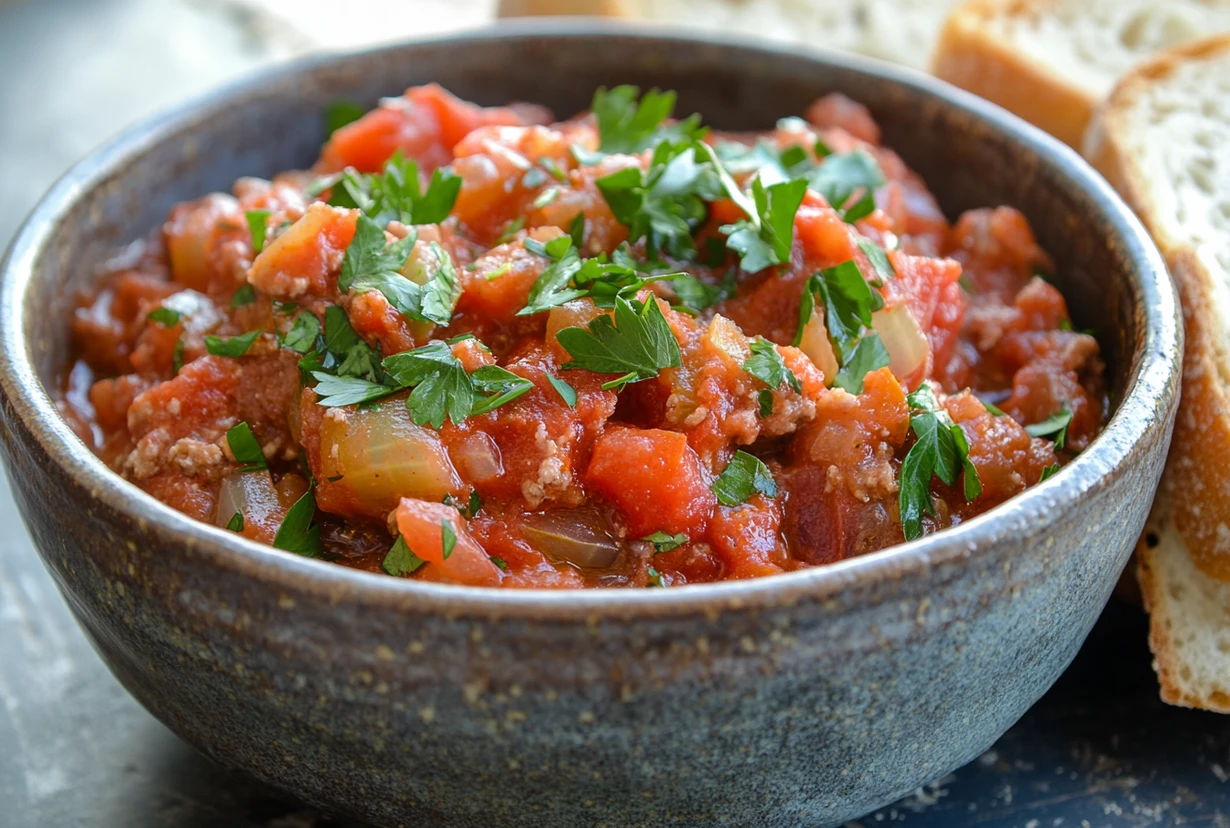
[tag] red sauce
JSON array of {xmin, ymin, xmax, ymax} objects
[{"xmin": 60, "ymin": 84, "xmax": 1106, "ymax": 588}]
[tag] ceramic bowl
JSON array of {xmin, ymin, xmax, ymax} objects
[{"xmin": 0, "ymin": 21, "xmax": 1180, "ymax": 828}]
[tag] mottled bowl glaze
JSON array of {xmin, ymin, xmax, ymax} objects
[{"xmin": 0, "ymin": 21, "xmax": 1180, "ymax": 828}]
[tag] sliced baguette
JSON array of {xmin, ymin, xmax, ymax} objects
[
  {"xmin": 932, "ymin": 0, "xmax": 1230, "ymax": 148},
  {"xmin": 1085, "ymin": 35, "xmax": 1230, "ymax": 711},
  {"xmin": 497, "ymin": 0, "xmax": 961, "ymax": 70}
]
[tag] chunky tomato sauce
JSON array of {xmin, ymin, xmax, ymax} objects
[{"xmin": 62, "ymin": 84, "xmax": 1106, "ymax": 588}]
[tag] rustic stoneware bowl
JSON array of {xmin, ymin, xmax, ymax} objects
[{"xmin": 0, "ymin": 21, "xmax": 1180, "ymax": 828}]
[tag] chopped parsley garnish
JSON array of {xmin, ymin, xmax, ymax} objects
[
  {"xmin": 324, "ymin": 100, "xmax": 365, "ymax": 136},
  {"xmin": 246, "ymin": 209, "xmax": 270, "ymax": 254},
  {"xmin": 225, "ymin": 422, "xmax": 267, "ymax": 472},
  {"xmin": 596, "ymin": 141, "xmax": 721, "ymax": 260},
  {"xmin": 444, "ymin": 490, "xmax": 483, "ymax": 520},
  {"xmin": 172, "ymin": 338, "xmax": 184, "ymax": 375},
  {"xmin": 281, "ymin": 313, "xmax": 321, "ymax": 354},
  {"xmin": 490, "ymin": 555, "xmax": 509, "ymax": 572},
  {"xmin": 382, "ymin": 535, "xmax": 426, "ymax": 576},
  {"xmin": 568, "ymin": 212, "xmax": 586, "ymax": 248},
  {"xmin": 205, "ymin": 330, "xmax": 261, "ymax": 357},
  {"xmin": 898, "ymin": 383, "xmax": 982, "ymax": 542},
  {"xmin": 720, "ymin": 177, "xmax": 808, "ymax": 273},
  {"xmin": 592, "ymin": 85, "xmax": 702, "ymax": 154},
  {"xmin": 644, "ymin": 531, "xmax": 688, "ymax": 554},
  {"xmin": 807, "ymin": 151, "xmax": 884, "ymax": 223},
  {"xmin": 744, "ymin": 337, "xmax": 802, "ymax": 395},
  {"xmin": 339, "ymin": 216, "xmax": 459, "ymax": 326},
  {"xmin": 520, "ymin": 235, "xmax": 586, "ymax": 315},
  {"xmin": 148, "ymin": 307, "xmax": 182, "ymax": 327},
  {"xmin": 668, "ymin": 271, "xmax": 733, "ymax": 311},
  {"xmin": 310, "ymin": 372, "xmax": 395, "ymax": 408},
  {"xmin": 323, "ymin": 305, "xmax": 382, "ymax": 382},
  {"xmin": 225, "ymin": 511, "xmax": 244, "ymax": 533},
  {"xmin": 441, "ymin": 521, "xmax": 457, "ymax": 560},
  {"xmin": 712, "ymin": 450, "xmax": 777, "ymax": 507},
  {"xmin": 230, "ymin": 284, "xmax": 257, "ymax": 308},
  {"xmin": 556, "ymin": 295, "xmax": 682, "ymax": 392},
  {"xmin": 380, "ymin": 341, "xmax": 533, "ymax": 427},
  {"xmin": 469, "ymin": 365, "xmax": 535, "ymax": 416},
  {"xmin": 328, "ymin": 151, "xmax": 461, "ymax": 227},
  {"xmin": 546, "ymin": 373, "xmax": 578, "ymax": 407},
  {"xmin": 532, "ymin": 187, "xmax": 561, "ymax": 209},
  {"xmin": 856, "ymin": 238, "xmax": 896, "ymax": 285},
  {"xmin": 646, "ymin": 566, "xmax": 667, "ymax": 588},
  {"xmin": 272, "ymin": 487, "xmax": 322, "ymax": 558},
  {"xmin": 981, "ymin": 399, "xmax": 1007, "ymax": 417},
  {"xmin": 1025, "ymin": 405, "xmax": 1073, "ymax": 450},
  {"xmin": 795, "ymin": 260, "xmax": 889, "ymax": 394},
  {"xmin": 1039, "ymin": 463, "xmax": 1061, "ymax": 483},
  {"xmin": 494, "ymin": 216, "xmax": 526, "ymax": 246}
]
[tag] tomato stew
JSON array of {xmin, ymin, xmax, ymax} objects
[{"xmin": 61, "ymin": 85, "xmax": 1105, "ymax": 588}]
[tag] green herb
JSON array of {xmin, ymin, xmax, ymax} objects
[
  {"xmin": 441, "ymin": 521, "xmax": 457, "ymax": 560},
  {"xmin": 795, "ymin": 260, "xmax": 889, "ymax": 394},
  {"xmin": 532, "ymin": 187, "xmax": 561, "ymax": 209},
  {"xmin": 172, "ymin": 338, "xmax": 184, "ymax": 375},
  {"xmin": 494, "ymin": 216, "xmax": 526, "ymax": 246},
  {"xmin": 721, "ymin": 177, "xmax": 808, "ymax": 273},
  {"xmin": 381, "ymin": 341, "xmax": 475, "ymax": 428},
  {"xmin": 225, "ymin": 511, "xmax": 244, "ymax": 532},
  {"xmin": 547, "ymin": 373, "xmax": 578, "ymax": 406},
  {"xmin": 758, "ymin": 389, "xmax": 774, "ymax": 417},
  {"xmin": 1025, "ymin": 405, "xmax": 1073, "ymax": 450},
  {"xmin": 323, "ymin": 305, "xmax": 382, "ymax": 382},
  {"xmin": 1058, "ymin": 318, "xmax": 1073, "ymax": 332},
  {"xmin": 490, "ymin": 555, "xmax": 509, "ymax": 572},
  {"xmin": 520, "ymin": 235, "xmax": 586, "ymax": 316},
  {"xmin": 981, "ymin": 399, "xmax": 1007, "ymax": 417},
  {"xmin": 668, "ymin": 271, "xmax": 733, "ymax": 311},
  {"xmin": 522, "ymin": 167, "xmax": 549, "ymax": 189},
  {"xmin": 712, "ymin": 450, "xmax": 777, "ymax": 507},
  {"xmin": 568, "ymin": 212, "xmax": 586, "ymax": 248},
  {"xmin": 1039, "ymin": 463, "xmax": 1061, "ymax": 483},
  {"xmin": 898, "ymin": 383, "xmax": 982, "ymax": 542},
  {"xmin": 225, "ymin": 422, "xmax": 267, "ymax": 472},
  {"xmin": 646, "ymin": 566, "xmax": 666, "ymax": 588},
  {"xmin": 713, "ymin": 139, "xmax": 812, "ymax": 185},
  {"xmin": 556, "ymin": 295, "xmax": 683, "ymax": 391},
  {"xmin": 272, "ymin": 487, "xmax": 322, "ymax": 558},
  {"xmin": 643, "ymin": 531, "xmax": 688, "ymax": 554},
  {"xmin": 444, "ymin": 490, "xmax": 483, "ymax": 520},
  {"xmin": 281, "ymin": 313, "xmax": 321, "ymax": 354},
  {"xmin": 230, "ymin": 284, "xmax": 257, "ymax": 308},
  {"xmin": 469, "ymin": 365, "xmax": 535, "ymax": 416},
  {"xmin": 246, "ymin": 209, "xmax": 270, "ymax": 255},
  {"xmin": 592, "ymin": 85, "xmax": 702, "ymax": 154},
  {"xmin": 310, "ymin": 372, "xmax": 395, "ymax": 407},
  {"xmin": 807, "ymin": 151, "xmax": 884, "ymax": 223},
  {"xmin": 205, "ymin": 330, "xmax": 261, "ymax": 358},
  {"xmin": 382, "ymin": 535, "xmax": 426, "ymax": 576},
  {"xmin": 744, "ymin": 337, "xmax": 801, "ymax": 394},
  {"xmin": 416, "ymin": 242, "xmax": 462, "ymax": 325},
  {"xmin": 325, "ymin": 100, "xmax": 365, "ymax": 136},
  {"xmin": 329, "ymin": 151, "xmax": 461, "ymax": 227},
  {"xmin": 856, "ymin": 238, "xmax": 895, "ymax": 284},
  {"xmin": 814, "ymin": 137, "xmax": 834, "ymax": 158},
  {"xmin": 147, "ymin": 307, "xmax": 182, "ymax": 327}
]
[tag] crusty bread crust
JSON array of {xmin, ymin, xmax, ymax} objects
[
  {"xmin": 1087, "ymin": 34, "xmax": 1230, "ymax": 712},
  {"xmin": 930, "ymin": 0, "xmax": 1096, "ymax": 148}
]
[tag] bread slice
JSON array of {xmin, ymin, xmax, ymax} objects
[
  {"xmin": 1085, "ymin": 35, "xmax": 1230, "ymax": 711},
  {"xmin": 932, "ymin": 0, "xmax": 1230, "ymax": 148},
  {"xmin": 497, "ymin": 0, "xmax": 962, "ymax": 70}
]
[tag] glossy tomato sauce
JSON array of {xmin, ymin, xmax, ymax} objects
[{"xmin": 61, "ymin": 84, "xmax": 1106, "ymax": 588}]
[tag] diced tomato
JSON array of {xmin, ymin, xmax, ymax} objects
[
  {"xmin": 395, "ymin": 498, "xmax": 502, "ymax": 587},
  {"xmin": 707, "ymin": 495, "xmax": 788, "ymax": 579}
]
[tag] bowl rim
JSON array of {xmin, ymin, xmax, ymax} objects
[{"xmin": 0, "ymin": 19, "xmax": 1180, "ymax": 619}]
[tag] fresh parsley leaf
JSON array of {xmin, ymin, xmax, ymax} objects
[
  {"xmin": 520, "ymin": 235, "xmax": 586, "ymax": 316},
  {"xmin": 856, "ymin": 238, "xmax": 895, "ymax": 285},
  {"xmin": 495, "ymin": 216, "xmax": 526, "ymax": 246},
  {"xmin": 532, "ymin": 187, "xmax": 561, "ymax": 209},
  {"xmin": 273, "ymin": 487, "xmax": 322, "ymax": 558},
  {"xmin": 148, "ymin": 307, "xmax": 182, "ymax": 327},
  {"xmin": 441, "ymin": 521, "xmax": 457, "ymax": 560},
  {"xmin": 833, "ymin": 334, "xmax": 890, "ymax": 395},
  {"xmin": 311, "ymin": 372, "xmax": 395, "ymax": 408},
  {"xmin": 668, "ymin": 271, "xmax": 733, "ymax": 311},
  {"xmin": 331, "ymin": 152, "xmax": 461, "ymax": 227},
  {"xmin": 416, "ymin": 241, "xmax": 462, "ymax": 325},
  {"xmin": 712, "ymin": 450, "xmax": 777, "ymax": 507},
  {"xmin": 592, "ymin": 86, "xmax": 702, "ymax": 154},
  {"xmin": 898, "ymin": 383, "xmax": 982, "ymax": 541},
  {"xmin": 444, "ymin": 490, "xmax": 483, "ymax": 520},
  {"xmin": 323, "ymin": 305, "xmax": 382, "ymax": 382},
  {"xmin": 556, "ymin": 295, "xmax": 683, "ymax": 391},
  {"xmin": 469, "ymin": 365, "xmax": 534, "ymax": 416},
  {"xmin": 281, "ymin": 313, "xmax": 321, "ymax": 354},
  {"xmin": 339, "ymin": 214, "xmax": 416, "ymax": 297},
  {"xmin": 172, "ymin": 338, "xmax": 184, "ymax": 375},
  {"xmin": 1039, "ymin": 463, "xmax": 1061, "ymax": 483},
  {"xmin": 646, "ymin": 566, "xmax": 667, "ymax": 588},
  {"xmin": 1025, "ymin": 405, "xmax": 1073, "ymax": 450},
  {"xmin": 547, "ymin": 373, "xmax": 578, "ymax": 407},
  {"xmin": 230, "ymin": 284, "xmax": 257, "ymax": 308},
  {"xmin": 981, "ymin": 399, "xmax": 1007, "ymax": 417},
  {"xmin": 807, "ymin": 151, "xmax": 884, "ymax": 223},
  {"xmin": 205, "ymin": 330, "xmax": 261, "ymax": 357},
  {"xmin": 644, "ymin": 531, "xmax": 688, "ymax": 554},
  {"xmin": 490, "ymin": 555, "xmax": 509, "ymax": 572},
  {"xmin": 225, "ymin": 421, "xmax": 267, "ymax": 472},
  {"xmin": 569, "ymin": 212, "xmax": 586, "ymax": 248},
  {"xmin": 382, "ymin": 535, "xmax": 426, "ymax": 576},
  {"xmin": 744, "ymin": 337, "xmax": 801, "ymax": 394},
  {"xmin": 381, "ymin": 341, "xmax": 473, "ymax": 428},
  {"xmin": 796, "ymin": 260, "xmax": 889, "ymax": 393},
  {"xmin": 246, "ymin": 209, "xmax": 270, "ymax": 254},
  {"xmin": 325, "ymin": 100, "xmax": 365, "ymax": 136},
  {"xmin": 225, "ymin": 511, "xmax": 244, "ymax": 532},
  {"xmin": 721, "ymin": 177, "xmax": 808, "ymax": 273},
  {"xmin": 759, "ymin": 388, "xmax": 774, "ymax": 417}
]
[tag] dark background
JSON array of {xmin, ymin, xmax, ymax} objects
[{"xmin": 2, "ymin": 1, "xmax": 1228, "ymax": 825}]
